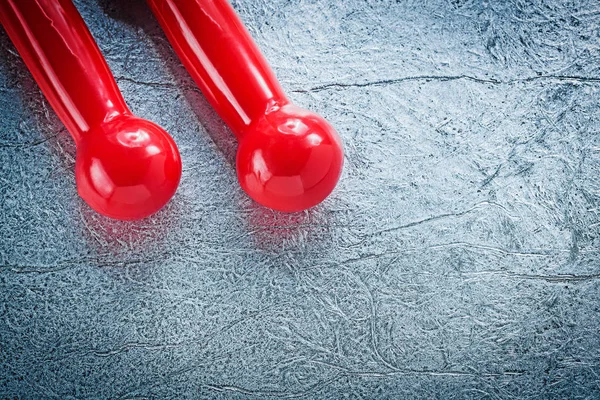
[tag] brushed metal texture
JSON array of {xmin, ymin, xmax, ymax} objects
[{"xmin": 1, "ymin": 0, "xmax": 599, "ymax": 398}]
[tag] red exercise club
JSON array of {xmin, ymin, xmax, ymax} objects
[
  {"xmin": 0, "ymin": 0, "xmax": 182, "ymax": 220},
  {"xmin": 147, "ymin": 0, "xmax": 344, "ymax": 212}
]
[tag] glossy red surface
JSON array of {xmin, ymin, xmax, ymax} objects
[
  {"xmin": 0, "ymin": 0, "xmax": 181, "ymax": 220},
  {"xmin": 147, "ymin": 0, "xmax": 343, "ymax": 212}
]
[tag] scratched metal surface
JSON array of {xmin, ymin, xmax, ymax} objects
[{"xmin": 1, "ymin": 0, "xmax": 600, "ymax": 398}]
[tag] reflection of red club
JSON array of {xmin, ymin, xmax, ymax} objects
[
  {"xmin": 0, "ymin": 0, "xmax": 181, "ymax": 220},
  {"xmin": 147, "ymin": 0, "xmax": 344, "ymax": 212}
]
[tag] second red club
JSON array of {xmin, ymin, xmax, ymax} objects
[{"xmin": 147, "ymin": 0, "xmax": 344, "ymax": 212}]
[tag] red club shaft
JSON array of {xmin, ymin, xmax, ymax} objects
[
  {"xmin": 0, "ymin": 0, "xmax": 129, "ymax": 144},
  {"xmin": 146, "ymin": 0, "xmax": 287, "ymax": 139}
]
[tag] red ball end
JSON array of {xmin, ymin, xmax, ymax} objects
[
  {"xmin": 75, "ymin": 116, "xmax": 182, "ymax": 220},
  {"xmin": 236, "ymin": 104, "xmax": 344, "ymax": 212}
]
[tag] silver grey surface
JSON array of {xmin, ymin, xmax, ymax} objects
[{"xmin": 1, "ymin": 0, "xmax": 600, "ymax": 398}]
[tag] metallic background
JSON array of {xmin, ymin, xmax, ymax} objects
[{"xmin": 1, "ymin": 0, "xmax": 599, "ymax": 398}]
